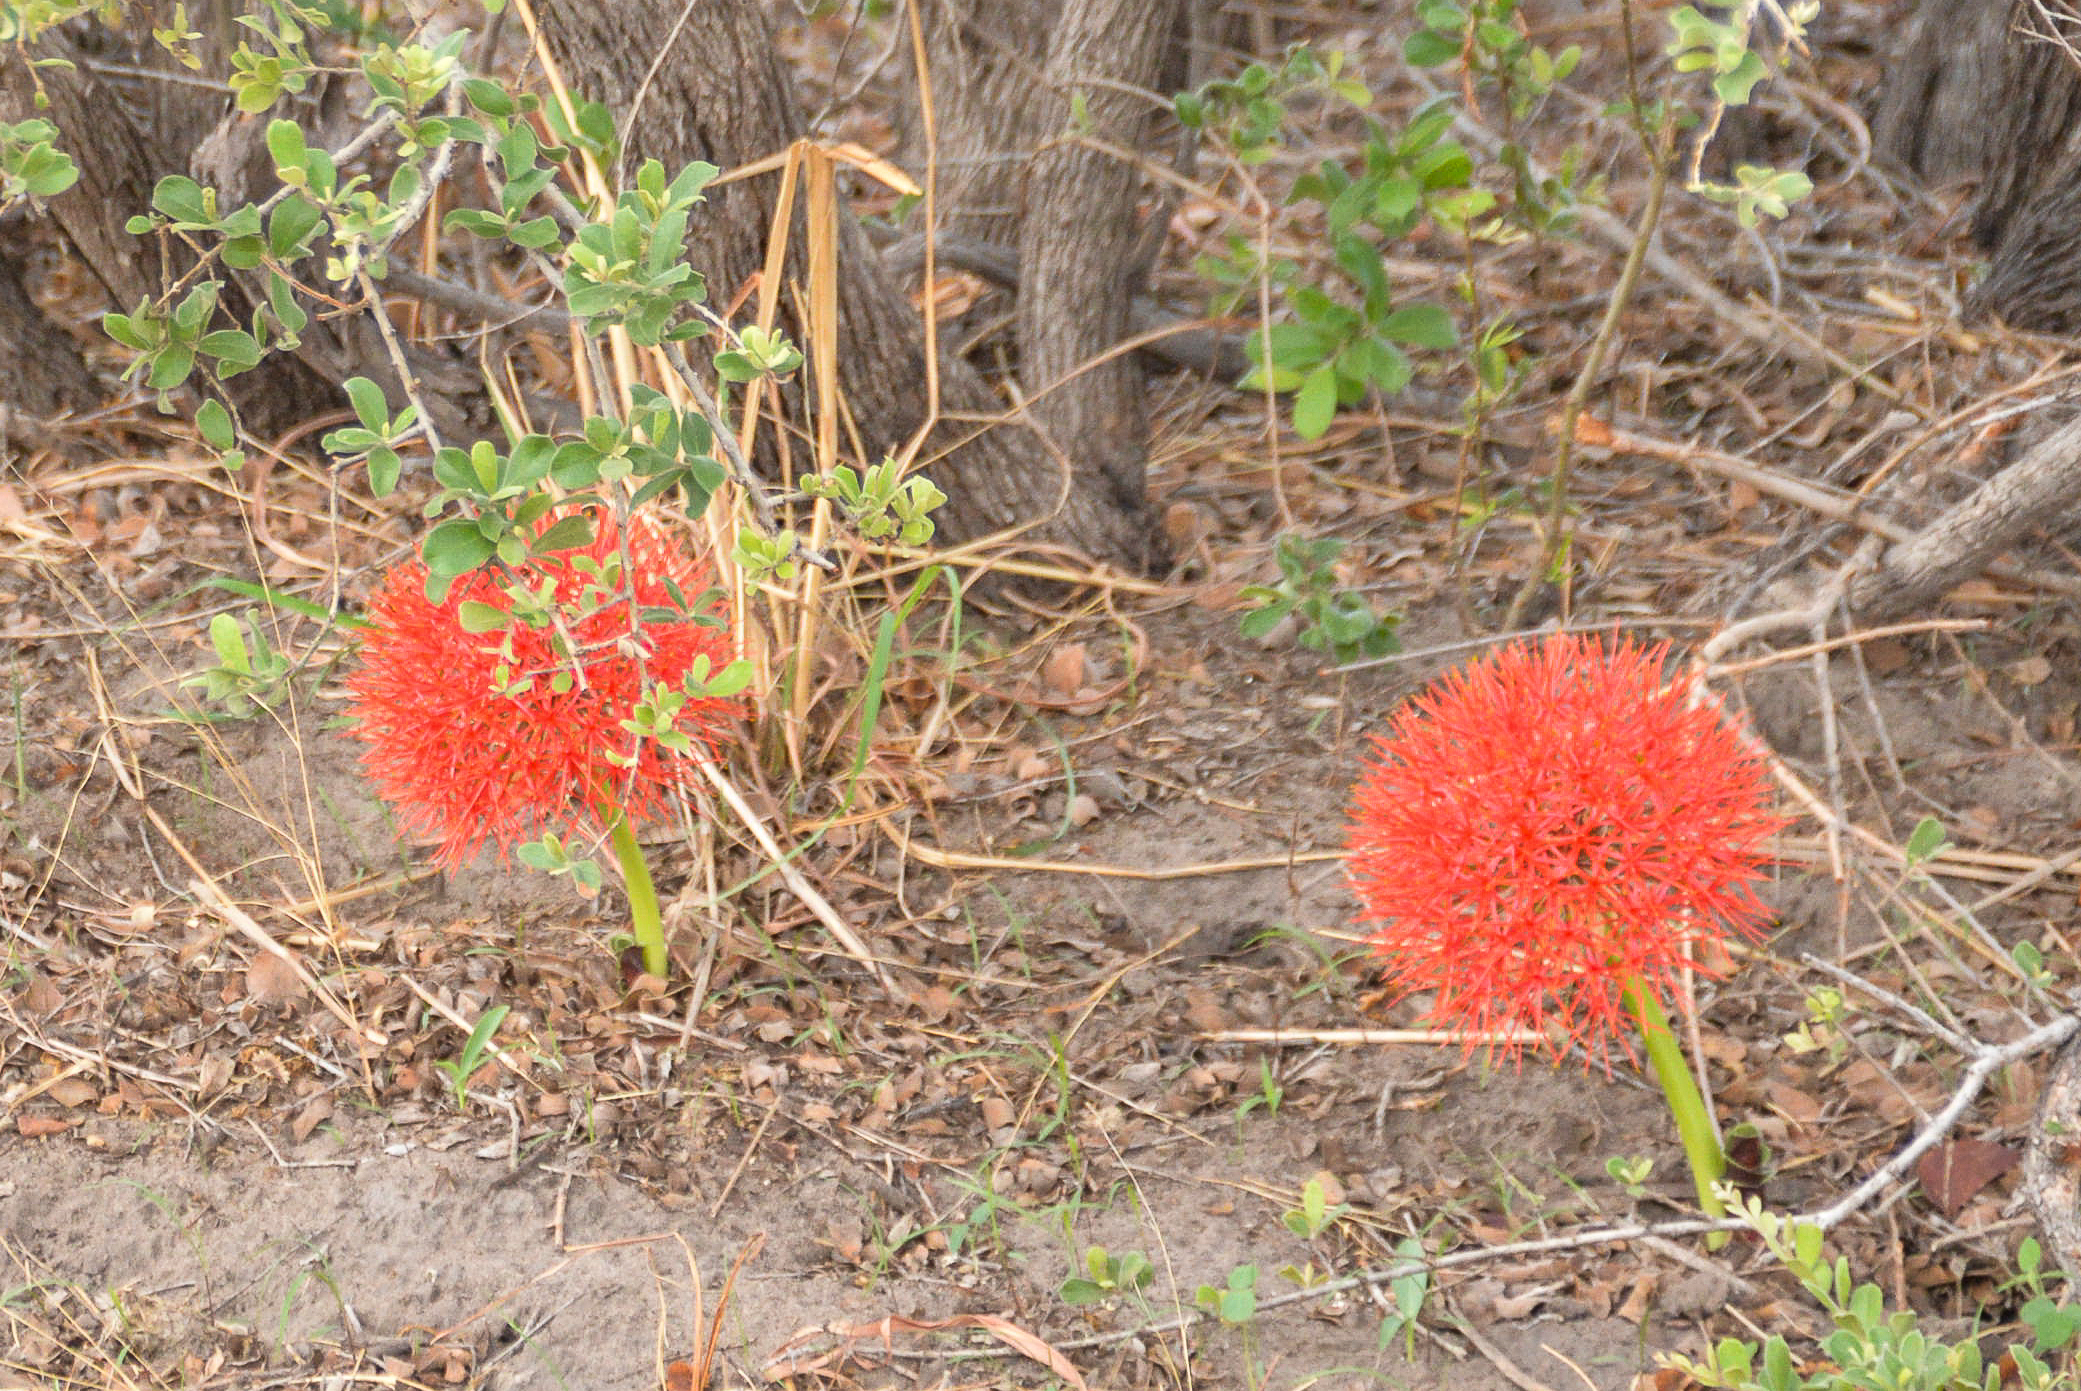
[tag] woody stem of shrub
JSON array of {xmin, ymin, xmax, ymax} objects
[
  {"xmin": 607, "ymin": 811, "xmax": 667, "ymax": 978},
  {"xmin": 1621, "ymin": 976, "xmax": 1728, "ymax": 1231}
]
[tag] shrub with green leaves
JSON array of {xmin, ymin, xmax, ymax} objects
[
  {"xmin": 1665, "ymin": 1197, "xmax": 2079, "ymax": 1391},
  {"xmin": 1240, "ymin": 534, "xmax": 1401, "ymax": 665}
]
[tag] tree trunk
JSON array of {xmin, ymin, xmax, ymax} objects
[
  {"xmin": 534, "ymin": 0, "xmax": 1169, "ymax": 568},
  {"xmin": 0, "ymin": 6, "xmax": 482, "ymax": 442},
  {"xmin": 0, "ymin": 241, "xmax": 96, "ymax": 419},
  {"xmin": 905, "ymin": 2, "xmax": 1050, "ymax": 251},
  {"xmin": 1016, "ymin": 0, "xmax": 1183, "ymax": 537},
  {"xmin": 1872, "ymin": 0, "xmax": 2014, "ymax": 186},
  {"xmin": 0, "ymin": 11, "xmax": 338, "ymax": 436},
  {"xmin": 1900, "ymin": 0, "xmax": 2081, "ymax": 331}
]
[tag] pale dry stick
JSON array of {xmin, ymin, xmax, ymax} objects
[
  {"xmin": 0, "ymin": 1013, "xmax": 191, "ymax": 1094},
  {"xmin": 1807, "ymin": 1012, "xmax": 2081, "ymax": 1231},
  {"xmin": 697, "ymin": 758, "xmax": 891, "ymax": 989},
  {"xmin": 0, "ymin": 1057, "xmax": 94, "ymax": 1110},
  {"xmin": 1456, "ymin": 1308, "xmax": 1564, "ymax": 1391},
  {"xmin": 1700, "ymin": 537, "xmax": 1878, "ymax": 665},
  {"xmin": 1703, "ymin": 619, "xmax": 1987, "ymax": 677},
  {"xmin": 1969, "ymin": 843, "xmax": 2081, "ymax": 912},
  {"xmin": 1808, "ymin": 611, "xmax": 1851, "ymax": 956},
  {"xmin": 1061, "ymin": 1004, "xmax": 2081, "ymax": 1360},
  {"xmin": 899, "ymin": 834, "xmax": 1341, "ymax": 879},
  {"xmin": 244, "ymin": 1116, "xmax": 356, "ymax": 1170},
  {"xmin": 707, "ymin": 1107, "xmax": 777, "ymax": 1220},
  {"xmin": 1334, "ymin": 617, "xmax": 1719, "ymax": 674},
  {"xmin": 1796, "ymin": 951, "xmax": 1975, "ymax": 1056},
  {"xmin": 1597, "ymin": 422, "xmax": 1915, "ymax": 543}
]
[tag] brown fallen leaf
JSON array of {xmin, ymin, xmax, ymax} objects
[
  {"xmin": 1917, "ymin": 1138, "xmax": 2020, "ymax": 1219},
  {"xmin": 245, "ymin": 949, "xmax": 308, "ymax": 1005},
  {"xmin": 291, "ymin": 1093, "xmax": 334, "ymax": 1143},
  {"xmin": 46, "ymin": 1076, "xmax": 97, "ymax": 1109},
  {"xmin": 17, "ymin": 1115, "xmax": 71, "ymax": 1137},
  {"xmin": 1041, "ymin": 643, "xmax": 1087, "ymax": 698}
]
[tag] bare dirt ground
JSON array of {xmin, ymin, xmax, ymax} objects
[{"xmin": 11, "ymin": 2, "xmax": 2081, "ymax": 1390}]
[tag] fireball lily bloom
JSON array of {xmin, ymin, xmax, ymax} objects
[
  {"xmin": 348, "ymin": 507, "xmax": 740, "ymax": 977},
  {"xmin": 1347, "ymin": 633, "xmax": 1783, "ymax": 1225}
]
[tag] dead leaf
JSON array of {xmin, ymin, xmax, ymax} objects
[
  {"xmin": 1916, "ymin": 1138, "xmax": 2019, "ymax": 1218},
  {"xmin": 2012, "ymin": 656, "xmax": 2053, "ymax": 687},
  {"xmin": 245, "ymin": 950, "xmax": 307, "ymax": 1005},
  {"xmin": 291, "ymin": 1094, "xmax": 334, "ymax": 1143},
  {"xmin": 1041, "ymin": 643, "xmax": 1087, "ymax": 698},
  {"xmin": 20, "ymin": 974, "xmax": 62, "ymax": 1014},
  {"xmin": 17, "ymin": 1115, "xmax": 70, "ymax": 1137},
  {"xmin": 46, "ymin": 1076, "xmax": 97, "ymax": 1109}
]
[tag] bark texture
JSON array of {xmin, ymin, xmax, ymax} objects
[
  {"xmin": 1845, "ymin": 412, "xmax": 2081, "ymax": 621},
  {"xmin": 905, "ymin": 2, "xmax": 1050, "ymax": 250},
  {"xmin": 0, "ymin": 6, "xmax": 481, "ymax": 440},
  {"xmin": 535, "ymin": 0, "xmax": 1163, "ymax": 566},
  {"xmin": 1015, "ymin": 0, "xmax": 1183, "ymax": 536},
  {"xmin": 1873, "ymin": 0, "xmax": 2014, "ymax": 185},
  {"xmin": 0, "ymin": 242, "xmax": 96, "ymax": 418},
  {"xmin": 1958, "ymin": 1, "xmax": 2081, "ymax": 330}
]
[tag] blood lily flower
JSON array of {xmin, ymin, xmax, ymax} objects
[
  {"xmin": 1347, "ymin": 632, "xmax": 1784, "ymax": 1224},
  {"xmin": 348, "ymin": 506, "xmax": 743, "ymax": 976}
]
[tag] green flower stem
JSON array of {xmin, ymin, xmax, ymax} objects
[
  {"xmin": 607, "ymin": 811, "xmax": 667, "ymax": 978},
  {"xmin": 1621, "ymin": 978, "xmax": 1727, "ymax": 1231}
]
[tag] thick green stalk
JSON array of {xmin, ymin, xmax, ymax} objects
[
  {"xmin": 608, "ymin": 812, "xmax": 667, "ymax": 978},
  {"xmin": 1621, "ymin": 978, "xmax": 1727, "ymax": 1229}
]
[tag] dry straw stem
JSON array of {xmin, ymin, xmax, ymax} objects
[
  {"xmin": 697, "ymin": 758, "xmax": 891, "ymax": 989},
  {"xmin": 173, "ymin": 849, "xmax": 382, "ymax": 1048},
  {"xmin": 897, "ymin": 833, "xmax": 1341, "ymax": 880}
]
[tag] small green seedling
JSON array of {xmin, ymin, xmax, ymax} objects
[
  {"xmin": 1605, "ymin": 1155, "xmax": 1654, "ymax": 1199},
  {"xmin": 1196, "ymin": 1264, "xmax": 1259, "ymax": 1326},
  {"xmin": 1059, "ymin": 1245, "xmax": 1153, "ymax": 1306},
  {"xmin": 1236, "ymin": 1057, "xmax": 1285, "ymax": 1124},
  {"xmin": 1903, "ymin": 816, "xmax": 1950, "ymax": 869},
  {"xmin": 183, "ymin": 611, "xmax": 293, "ymax": 716},
  {"xmin": 432, "ymin": 1004, "xmax": 509, "ymax": 1111},
  {"xmin": 2014, "ymin": 939, "xmax": 2057, "ymax": 991},
  {"xmin": 1781, "ymin": 986, "xmax": 1848, "ymax": 1065},
  {"xmin": 1239, "ymin": 534, "xmax": 1401, "ymax": 666},
  {"xmin": 2009, "ymin": 1238, "xmax": 2081, "ymax": 1358},
  {"xmin": 1282, "ymin": 1177, "xmax": 1351, "ymax": 1241},
  {"xmin": 1376, "ymin": 1236, "xmax": 1432, "ymax": 1358}
]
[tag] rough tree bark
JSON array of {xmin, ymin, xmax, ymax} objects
[
  {"xmin": 1015, "ymin": 0, "xmax": 1183, "ymax": 538},
  {"xmin": 1877, "ymin": 0, "xmax": 2081, "ymax": 331},
  {"xmin": 534, "ymin": 0, "xmax": 1178, "ymax": 568},
  {"xmin": 1872, "ymin": 0, "xmax": 2013, "ymax": 187},
  {"xmin": 0, "ymin": 11, "xmax": 338, "ymax": 435},
  {"xmin": 1845, "ymin": 413, "xmax": 2081, "ymax": 621},
  {"xmin": 1837, "ymin": 0, "xmax": 2081, "ymax": 623},
  {"xmin": 0, "ymin": 243, "xmax": 96, "ymax": 418},
  {"xmin": 0, "ymin": 6, "xmax": 484, "ymax": 440}
]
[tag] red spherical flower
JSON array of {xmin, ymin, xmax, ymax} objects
[
  {"xmin": 1346, "ymin": 633, "xmax": 1784, "ymax": 1066},
  {"xmin": 348, "ymin": 507, "xmax": 740, "ymax": 867}
]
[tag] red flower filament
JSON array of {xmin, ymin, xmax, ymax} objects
[
  {"xmin": 1345, "ymin": 634, "xmax": 1783, "ymax": 1065},
  {"xmin": 348, "ymin": 509, "xmax": 739, "ymax": 867}
]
